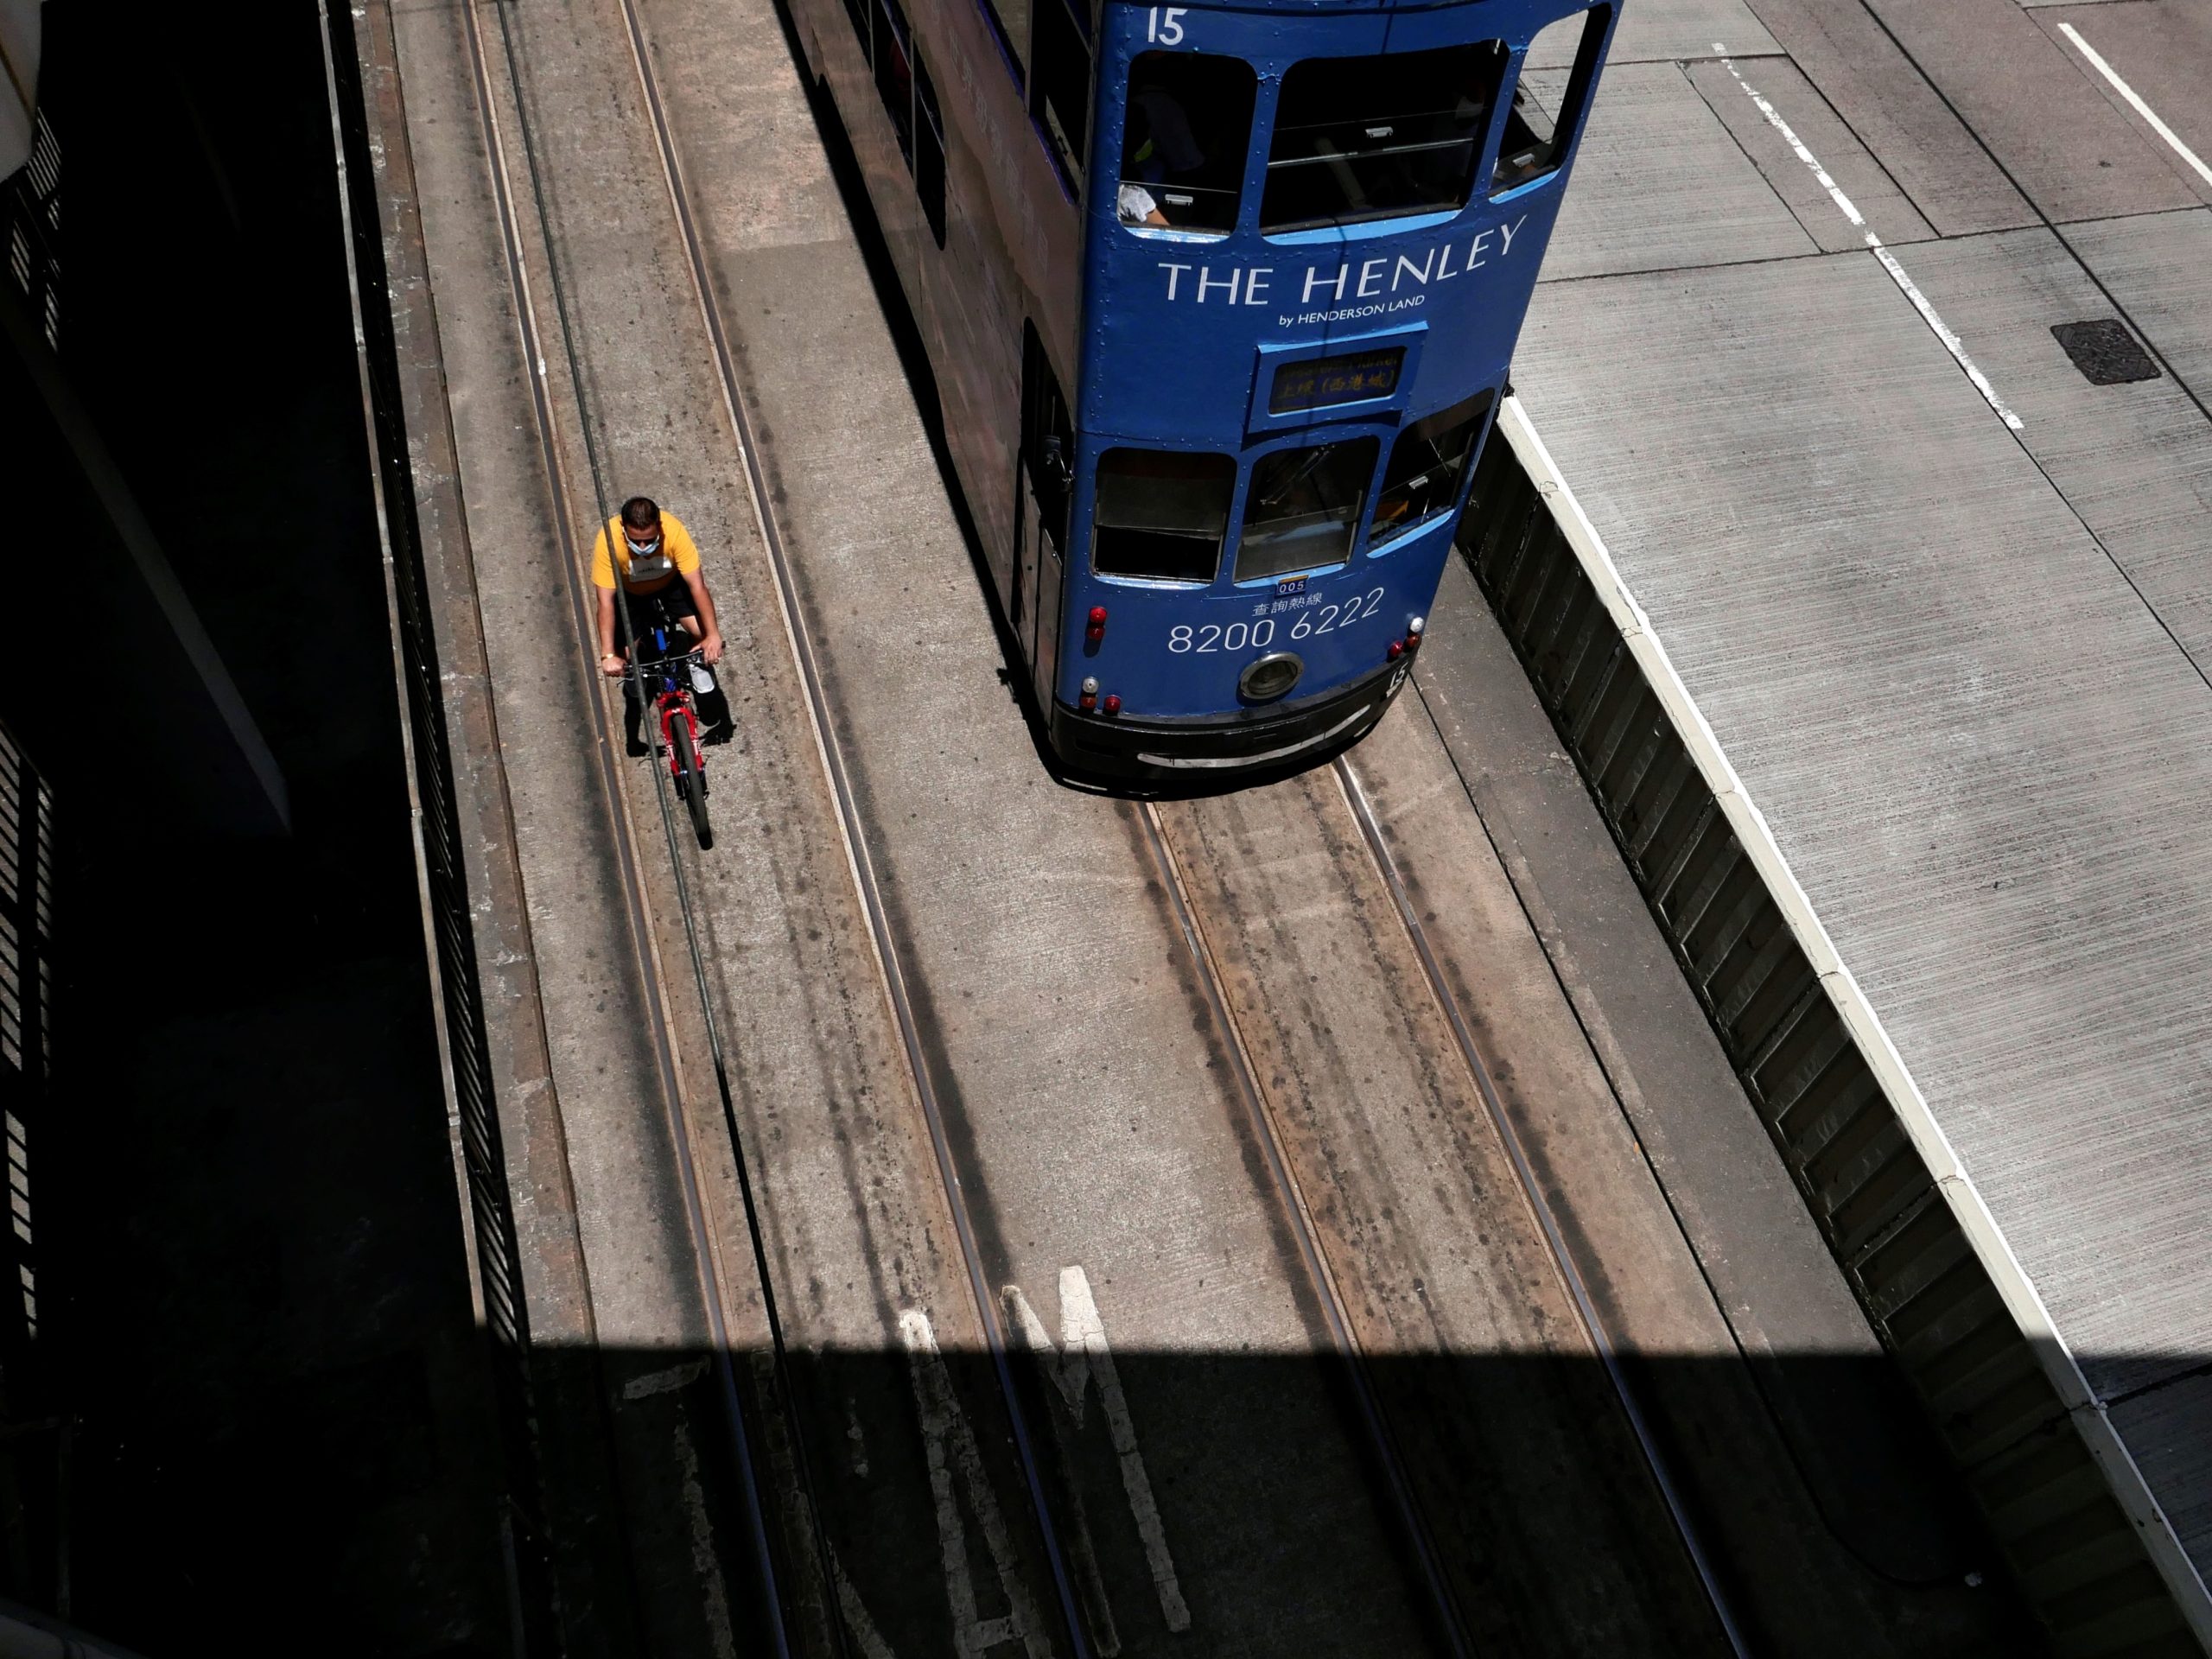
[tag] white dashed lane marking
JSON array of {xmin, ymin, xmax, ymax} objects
[
  {"xmin": 1863, "ymin": 238, "xmax": 2025, "ymax": 431},
  {"xmin": 1714, "ymin": 45, "xmax": 2025, "ymax": 431},
  {"xmin": 1005, "ymin": 1268, "xmax": 1191, "ymax": 1636},
  {"xmin": 2056, "ymin": 22, "xmax": 2212, "ymax": 193},
  {"xmin": 1716, "ymin": 53, "xmax": 1866, "ymax": 226}
]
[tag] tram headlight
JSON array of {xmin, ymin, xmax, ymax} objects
[{"xmin": 1239, "ymin": 652, "xmax": 1304, "ymax": 704}]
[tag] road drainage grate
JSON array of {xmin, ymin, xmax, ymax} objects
[{"xmin": 2050, "ymin": 318, "xmax": 2161, "ymax": 385}]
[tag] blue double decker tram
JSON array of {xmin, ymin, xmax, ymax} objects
[{"xmin": 792, "ymin": 0, "xmax": 1618, "ymax": 774}]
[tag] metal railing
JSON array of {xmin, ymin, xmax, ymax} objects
[
  {"xmin": 317, "ymin": 7, "xmax": 563, "ymax": 1651},
  {"xmin": 5, "ymin": 112, "xmax": 60, "ymax": 352},
  {"xmin": 0, "ymin": 721, "xmax": 67, "ymax": 1622}
]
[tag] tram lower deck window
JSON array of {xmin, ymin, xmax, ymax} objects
[
  {"xmin": 1371, "ymin": 390, "xmax": 1494, "ymax": 543},
  {"xmin": 1092, "ymin": 449, "xmax": 1236, "ymax": 583},
  {"xmin": 1236, "ymin": 438, "xmax": 1379, "ymax": 582},
  {"xmin": 1262, "ymin": 44, "xmax": 1510, "ymax": 233},
  {"xmin": 1117, "ymin": 54, "xmax": 1255, "ymax": 236}
]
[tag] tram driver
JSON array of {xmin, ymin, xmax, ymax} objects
[
  {"xmin": 1116, "ymin": 82, "xmax": 1205, "ymax": 228},
  {"xmin": 592, "ymin": 495, "xmax": 734, "ymax": 752}
]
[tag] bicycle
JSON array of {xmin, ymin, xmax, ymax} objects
[{"xmin": 627, "ymin": 618, "xmax": 715, "ymax": 850}]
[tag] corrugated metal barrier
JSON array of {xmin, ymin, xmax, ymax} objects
[{"xmin": 1459, "ymin": 400, "xmax": 2209, "ymax": 1659}]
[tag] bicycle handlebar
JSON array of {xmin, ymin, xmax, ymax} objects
[{"xmin": 622, "ymin": 641, "xmax": 705, "ymax": 665}]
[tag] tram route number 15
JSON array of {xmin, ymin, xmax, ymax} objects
[{"xmin": 1146, "ymin": 7, "xmax": 1187, "ymax": 43}]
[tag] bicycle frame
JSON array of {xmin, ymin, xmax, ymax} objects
[{"xmin": 632, "ymin": 620, "xmax": 705, "ymax": 789}]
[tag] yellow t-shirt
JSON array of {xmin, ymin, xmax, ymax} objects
[{"xmin": 589, "ymin": 512, "xmax": 702, "ymax": 594}]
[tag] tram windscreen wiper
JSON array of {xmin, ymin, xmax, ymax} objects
[
  {"xmin": 1256, "ymin": 448, "xmax": 1331, "ymax": 508},
  {"xmin": 1236, "ymin": 437, "xmax": 1379, "ymax": 582},
  {"xmin": 1262, "ymin": 42, "xmax": 1509, "ymax": 232}
]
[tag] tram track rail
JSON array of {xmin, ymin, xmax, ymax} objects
[
  {"xmin": 455, "ymin": 0, "xmax": 844, "ymax": 1651},
  {"xmin": 464, "ymin": 0, "xmax": 1100, "ymax": 1649},
  {"xmin": 1134, "ymin": 800, "xmax": 1478, "ymax": 1659},
  {"xmin": 601, "ymin": 0, "xmax": 1101, "ymax": 1648},
  {"xmin": 600, "ymin": 0, "xmax": 1103, "ymax": 1642},
  {"xmin": 1137, "ymin": 756, "xmax": 1754, "ymax": 1657},
  {"xmin": 1326, "ymin": 752, "xmax": 1755, "ymax": 1659},
  {"xmin": 459, "ymin": 0, "xmax": 1764, "ymax": 1649}
]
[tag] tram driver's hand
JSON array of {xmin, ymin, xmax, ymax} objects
[
  {"xmin": 700, "ymin": 632, "xmax": 725, "ymax": 666},
  {"xmin": 600, "ymin": 651, "xmax": 626, "ymax": 677}
]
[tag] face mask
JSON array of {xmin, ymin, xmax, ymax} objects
[{"xmin": 626, "ymin": 535, "xmax": 662, "ymax": 556}]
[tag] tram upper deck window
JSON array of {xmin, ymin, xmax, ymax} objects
[
  {"xmin": 1236, "ymin": 438, "xmax": 1380, "ymax": 582},
  {"xmin": 1033, "ymin": 0, "xmax": 1091, "ymax": 187},
  {"xmin": 917, "ymin": 56, "xmax": 948, "ymax": 247},
  {"xmin": 1262, "ymin": 44, "xmax": 1510, "ymax": 233},
  {"xmin": 1093, "ymin": 450, "xmax": 1236, "ymax": 583},
  {"xmin": 1116, "ymin": 54, "xmax": 1256, "ymax": 236},
  {"xmin": 1370, "ymin": 390, "xmax": 1493, "ymax": 545},
  {"xmin": 874, "ymin": 0, "xmax": 915, "ymax": 162},
  {"xmin": 1491, "ymin": 6, "xmax": 1610, "ymax": 194},
  {"xmin": 989, "ymin": 0, "xmax": 1031, "ymax": 78}
]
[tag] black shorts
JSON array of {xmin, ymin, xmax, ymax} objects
[{"xmin": 612, "ymin": 582, "xmax": 697, "ymax": 651}]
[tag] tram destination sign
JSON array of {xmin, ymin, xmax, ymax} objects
[{"xmin": 1269, "ymin": 348, "xmax": 1404, "ymax": 415}]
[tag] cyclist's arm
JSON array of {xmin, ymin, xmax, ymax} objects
[
  {"xmin": 682, "ymin": 568, "xmax": 723, "ymax": 664},
  {"xmin": 596, "ymin": 585, "xmax": 623, "ymax": 675},
  {"xmin": 591, "ymin": 522, "xmax": 627, "ymax": 675}
]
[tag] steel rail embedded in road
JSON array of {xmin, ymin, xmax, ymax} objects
[
  {"xmin": 454, "ymin": 1, "xmax": 837, "ymax": 1652},
  {"xmin": 1331, "ymin": 752, "xmax": 1755, "ymax": 1659},
  {"xmin": 1133, "ymin": 800, "xmax": 1478, "ymax": 1659},
  {"xmin": 601, "ymin": 1, "xmax": 1097, "ymax": 1655},
  {"xmin": 459, "ymin": 0, "xmax": 1754, "ymax": 1653}
]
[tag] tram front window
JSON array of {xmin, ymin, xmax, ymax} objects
[
  {"xmin": 1117, "ymin": 53, "xmax": 1256, "ymax": 235},
  {"xmin": 1092, "ymin": 449, "xmax": 1236, "ymax": 583},
  {"xmin": 1262, "ymin": 43, "xmax": 1510, "ymax": 232},
  {"xmin": 1371, "ymin": 390, "xmax": 1493, "ymax": 544},
  {"xmin": 1236, "ymin": 438, "xmax": 1379, "ymax": 582}
]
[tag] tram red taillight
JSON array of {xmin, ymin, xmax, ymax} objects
[
  {"xmin": 1087, "ymin": 606, "xmax": 1108, "ymax": 645},
  {"xmin": 1079, "ymin": 675, "xmax": 1098, "ymax": 712},
  {"xmin": 1103, "ymin": 694, "xmax": 1122, "ymax": 716}
]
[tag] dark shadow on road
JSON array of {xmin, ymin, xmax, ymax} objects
[{"xmin": 446, "ymin": 1335, "xmax": 2065, "ymax": 1659}]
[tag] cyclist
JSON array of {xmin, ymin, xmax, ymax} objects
[{"xmin": 592, "ymin": 496, "xmax": 733, "ymax": 751}]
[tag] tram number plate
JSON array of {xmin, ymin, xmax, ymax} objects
[
  {"xmin": 1276, "ymin": 576, "xmax": 1307, "ymax": 596},
  {"xmin": 1268, "ymin": 348, "xmax": 1404, "ymax": 414},
  {"xmin": 1167, "ymin": 587, "xmax": 1388, "ymax": 654}
]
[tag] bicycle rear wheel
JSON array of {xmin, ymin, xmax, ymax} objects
[{"xmin": 672, "ymin": 717, "xmax": 714, "ymax": 850}]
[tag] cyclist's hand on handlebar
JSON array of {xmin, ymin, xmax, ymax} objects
[
  {"xmin": 600, "ymin": 651, "xmax": 626, "ymax": 677},
  {"xmin": 700, "ymin": 632, "xmax": 725, "ymax": 666}
]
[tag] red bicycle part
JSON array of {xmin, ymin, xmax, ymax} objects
[{"xmin": 658, "ymin": 694, "xmax": 702, "ymax": 785}]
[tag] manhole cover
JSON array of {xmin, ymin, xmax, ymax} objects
[{"xmin": 2050, "ymin": 319, "xmax": 2160, "ymax": 385}]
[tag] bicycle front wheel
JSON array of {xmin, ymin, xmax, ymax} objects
[{"xmin": 671, "ymin": 717, "xmax": 713, "ymax": 851}]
